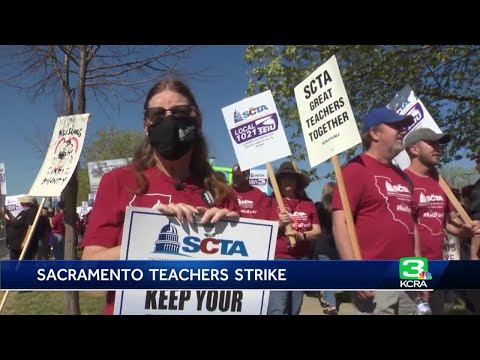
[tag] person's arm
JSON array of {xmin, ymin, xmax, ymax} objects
[
  {"xmin": 445, "ymin": 211, "xmax": 467, "ymax": 237},
  {"xmin": 302, "ymin": 223, "xmax": 321, "ymax": 242},
  {"xmin": 331, "ymin": 161, "xmax": 363, "ymax": 260},
  {"xmin": 414, "ymin": 223, "xmax": 421, "ymax": 257},
  {"xmin": 332, "ymin": 209, "xmax": 356, "ymax": 260},
  {"xmin": 471, "ymin": 235, "xmax": 480, "ymax": 260},
  {"xmin": 81, "ymin": 171, "xmax": 124, "ymax": 261},
  {"xmin": 82, "ymin": 244, "xmax": 121, "ymax": 260},
  {"xmin": 445, "ymin": 211, "xmax": 480, "ymax": 260}
]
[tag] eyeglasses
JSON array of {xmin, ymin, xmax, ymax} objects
[{"xmin": 145, "ymin": 105, "xmax": 199, "ymax": 125}]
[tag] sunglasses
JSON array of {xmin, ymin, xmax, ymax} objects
[{"xmin": 145, "ymin": 105, "xmax": 199, "ymax": 125}]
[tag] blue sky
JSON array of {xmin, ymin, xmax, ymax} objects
[
  {"xmin": 1, "ymin": 45, "xmax": 476, "ymax": 202},
  {"xmin": 0, "ymin": 45, "xmax": 332, "ymax": 202}
]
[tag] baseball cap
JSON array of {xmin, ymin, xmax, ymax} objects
[
  {"xmin": 361, "ymin": 107, "xmax": 414, "ymax": 133},
  {"xmin": 404, "ymin": 128, "xmax": 451, "ymax": 148}
]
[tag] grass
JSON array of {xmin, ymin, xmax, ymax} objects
[
  {"xmin": 0, "ymin": 249, "xmax": 107, "ymax": 315},
  {"xmin": 0, "ymin": 291, "xmax": 105, "ymax": 315}
]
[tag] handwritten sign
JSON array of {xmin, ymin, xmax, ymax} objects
[{"xmin": 29, "ymin": 114, "xmax": 90, "ymax": 197}]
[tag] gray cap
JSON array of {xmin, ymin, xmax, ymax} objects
[{"xmin": 404, "ymin": 128, "xmax": 451, "ymax": 148}]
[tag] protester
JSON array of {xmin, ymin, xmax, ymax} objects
[
  {"xmin": 231, "ymin": 164, "xmax": 268, "ymax": 219},
  {"xmin": 468, "ymin": 153, "xmax": 480, "ymax": 259},
  {"xmin": 403, "ymin": 128, "xmax": 480, "ymax": 313},
  {"xmin": 4, "ymin": 195, "xmax": 41, "ymax": 260},
  {"xmin": 332, "ymin": 107, "xmax": 420, "ymax": 315},
  {"xmin": 81, "ymin": 78, "xmax": 240, "ymax": 315},
  {"xmin": 313, "ymin": 182, "xmax": 340, "ymax": 315},
  {"xmin": 50, "ymin": 201, "xmax": 65, "ymax": 260},
  {"xmin": 37, "ymin": 206, "xmax": 52, "ymax": 260},
  {"xmin": 266, "ymin": 161, "xmax": 321, "ymax": 315}
]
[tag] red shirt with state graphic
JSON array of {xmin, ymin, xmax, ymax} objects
[
  {"xmin": 331, "ymin": 154, "xmax": 415, "ymax": 260},
  {"xmin": 82, "ymin": 164, "xmax": 238, "ymax": 315},
  {"xmin": 404, "ymin": 168, "xmax": 452, "ymax": 260},
  {"xmin": 232, "ymin": 186, "xmax": 268, "ymax": 220},
  {"xmin": 266, "ymin": 196, "xmax": 319, "ymax": 259}
]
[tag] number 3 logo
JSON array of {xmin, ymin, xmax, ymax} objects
[{"xmin": 400, "ymin": 257, "xmax": 427, "ymax": 279}]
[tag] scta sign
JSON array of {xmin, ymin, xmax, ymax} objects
[{"xmin": 182, "ymin": 237, "xmax": 248, "ymax": 257}]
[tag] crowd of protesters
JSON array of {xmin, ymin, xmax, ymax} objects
[
  {"xmin": 2, "ymin": 79, "xmax": 480, "ymax": 316},
  {"xmin": 0, "ymin": 198, "xmax": 89, "ymax": 261}
]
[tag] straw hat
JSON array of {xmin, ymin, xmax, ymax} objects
[
  {"xmin": 270, "ymin": 161, "xmax": 310, "ymax": 190},
  {"xmin": 18, "ymin": 195, "xmax": 37, "ymax": 204}
]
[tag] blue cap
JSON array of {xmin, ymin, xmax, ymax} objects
[{"xmin": 361, "ymin": 107, "xmax": 414, "ymax": 133}]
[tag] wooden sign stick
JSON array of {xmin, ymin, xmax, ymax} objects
[
  {"xmin": 0, "ymin": 197, "xmax": 46, "ymax": 313},
  {"xmin": 266, "ymin": 162, "xmax": 297, "ymax": 247},
  {"xmin": 332, "ymin": 155, "xmax": 361, "ymax": 260}
]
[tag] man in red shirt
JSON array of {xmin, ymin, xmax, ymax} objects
[
  {"xmin": 403, "ymin": 128, "xmax": 480, "ymax": 313},
  {"xmin": 332, "ymin": 107, "xmax": 418, "ymax": 315},
  {"xmin": 231, "ymin": 164, "xmax": 268, "ymax": 219}
]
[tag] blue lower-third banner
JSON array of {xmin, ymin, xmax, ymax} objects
[{"xmin": 1, "ymin": 258, "xmax": 480, "ymax": 290}]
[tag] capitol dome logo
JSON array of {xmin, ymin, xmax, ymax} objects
[{"xmin": 154, "ymin": 223, "xmax": 183, "ymax": 255}]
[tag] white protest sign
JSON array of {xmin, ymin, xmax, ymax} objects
[
  {"xmin": 5, "ymin": 194, "xmax": 26, "ymax": 219},
  {"xmin": 221, "ymin": 90, "xmax": 291, "ymax": 171},
  {"xmin": 249, "ymin": 167, "xmax": 268, "ymax": 194},
  {"xmin": 443, "ymin": 233, "xmax": 461, "ymax": 260},
  {"xmin": 294, "ymin": 55, "xmax": 361, "ymax": 168},
  {"xmin": 387, "ymin": 86, "xmax": 443, "ymax": 170},
  {"xmin": 29, "ymin": 114, "xmax": 90, "ymax": 197},
  {"xmin": 87, "ymin": 158, "xmax": 132, "ymax": 193},
  {"xmin": 88, "ymin": 193, "xmax": 96, "ymax": 206},
  {"xmin": 115, "ymin": 206, "xmax": 278, "ymax": 315},
  {"xmin": 77, "ymin": 201, "xmax": 91, "ymax": 217},
  {"xmin": 0, "ymin": 163, "xmax": 6, "ymax": 195}
]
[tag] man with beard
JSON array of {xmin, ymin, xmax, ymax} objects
[
  {"xmin": 404, "ymin": 128, "xmax": 480, "ymax": 314},
  {"xmin": 332, "ymin": 107, "xmax": 419, "ymax": 315}
]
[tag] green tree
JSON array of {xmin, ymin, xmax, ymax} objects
[
  {"xmin": 245, "ymin": 45, "xmax": 480, "ymax": 179},
  {"xmin": 77, "ymin": 125, "xmax": 143, "ymax": 205},
  {"xmin": 438, "ymin": 165, "xmax": 479, "ymax": 190}
]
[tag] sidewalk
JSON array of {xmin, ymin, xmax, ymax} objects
[{"xmin": 300, "ymin": 293, "xmax": 354, "ymax": 315}]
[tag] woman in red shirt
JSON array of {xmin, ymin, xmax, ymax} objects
[
  {"xmin": 82, "ymin": 79, "xmax": 239, "ymax": 314},
  {"xmin": 51, "ymin": 202, "xmax": 65, "ymax": 260},
  {"xmin": 266, "ymin": 161, "xmax": 321, "ymax": 315}
]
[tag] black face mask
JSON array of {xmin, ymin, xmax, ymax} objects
[{"xmin": 147, "ymin": 116, "xmax": 198, "ymax": 161}]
